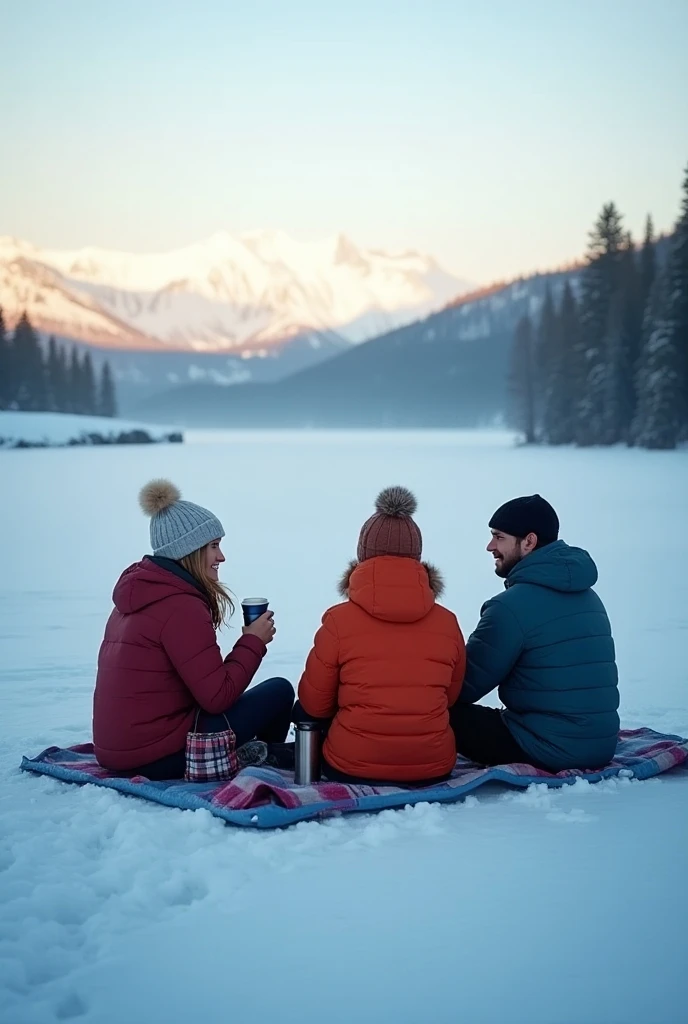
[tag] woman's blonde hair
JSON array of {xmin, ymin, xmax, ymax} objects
[{"xmin": 180, "ymin": 544, "xmax": 234, "ymax": 630}]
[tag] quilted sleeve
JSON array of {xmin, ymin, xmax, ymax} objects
[
  {"xmin": 297, "ymin": 611, "xmax": 341, "ymax": 719},
  {"xmin": 161, "ymin": 601, "xmax": 266, "ymax": 713},
  {"xmin": 460, "ymin": 598, "xmax": 524, "ymax": 704}
]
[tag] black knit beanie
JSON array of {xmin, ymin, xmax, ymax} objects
[{"xmin": 488, "ymin": 494, "xmax": 559, "ymax": 547}]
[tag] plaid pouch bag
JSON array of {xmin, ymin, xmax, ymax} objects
[{"xmin": 184, "ymin": 712, "xmax": 239, "ymax": 783}]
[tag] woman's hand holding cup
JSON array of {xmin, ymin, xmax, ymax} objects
[{"xmin": 242, "ymin": 610, "xmax": 276, "ymax": 645}]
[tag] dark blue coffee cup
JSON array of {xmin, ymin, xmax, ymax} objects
[{"xmin": 242, "ymin": 597, "xmax": 269, "ymax": 626}]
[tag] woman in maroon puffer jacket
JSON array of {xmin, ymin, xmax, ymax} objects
[{"xmin": 93, "ymin": 479, "xmax": 294, "ymax": 778}]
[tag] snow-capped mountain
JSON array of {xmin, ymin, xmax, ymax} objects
[{"xmin": 0, "ymin": 231, "xmax": 471, "ymax": 353}]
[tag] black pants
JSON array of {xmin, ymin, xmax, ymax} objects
[
  {"xmin": 136, "ymin": 677, "xmax": 295, "ymax": 781},
  {"xmin": 449, "ymin": 702, "xmax": 547, "ymax": 770},
  {"xmin": 292, "ymin": 701, "xmax": 451, "ymax": 787}
]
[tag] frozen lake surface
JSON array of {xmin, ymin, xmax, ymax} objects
[{"xmin": 1, "ymin": 429, "xmax": 687, "ymax": 1023}]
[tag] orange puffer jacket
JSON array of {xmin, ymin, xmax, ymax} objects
[{"xmin": 298, "ymin": 556, "xmax": 465, "ymax": 782}]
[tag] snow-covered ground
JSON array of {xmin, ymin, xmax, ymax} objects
[
  {"xmin": 0, "ymin": 411, "xmax": 181, "ymax": 448},
  {"xmin": 1, "ymin": 430, "xmax": 687, "ymax": 1024}
]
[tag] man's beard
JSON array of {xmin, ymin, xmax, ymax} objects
[{"xmin": 494, "ymin": 550, "xmax": 522, "ymax": 578}]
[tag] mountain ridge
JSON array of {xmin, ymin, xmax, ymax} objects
[
  {"xmin": 0, "ymin": 230, "xmax": 471, "ymax": 357},
  {"xmin": 131, "ymin": 265, "xmax": 582, "ymax": 428}
]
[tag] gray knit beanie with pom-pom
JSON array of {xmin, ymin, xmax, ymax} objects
[
  {"xmin": 139, "ymin": 479, "xmax": 225, "ymax": 560},
  {"xmin": 357, "ymin": 486, "xmax": 422, "ymax": 561}
]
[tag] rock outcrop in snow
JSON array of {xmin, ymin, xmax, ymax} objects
[{"xmin": 0, "ymin": 412, "xmax": 183, "ymax": 448}]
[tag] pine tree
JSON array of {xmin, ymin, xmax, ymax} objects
[
  {"xmin": 541, "ymin": 281, "xmax": 581, "ymax": 444},
  {"xmin": 617, "ymin": 232, "xmax": 644, "ymax": 439},
  {"xmin": 640, "ymin": 215, "xmax": 657, "ymax": 311},
  {"xmin": 535, "ymin": 286, "xmax": 557, "ymax": 433},
  {"xmin": 56, "ymin": 344, "xmax": 69, "ymax": 412},
  {"xmin": 664, "ymin": 163, "xmax": 688, "ymax": 433},
  {"xmin": 46, "ymin": 336, "xmax": 62, "ymax": 412},
  {"xmin": 632, "ymin": 270, "xmax": 683, "ymax": 449},
  {"xmin": 594, "ymin": 232, "xmax": 641, "ymax": 446},
  {"xmin": 0, "ymin": 305, "xmax": 10, "ymax": 409},
  {"xmin": 81, "ymin": 351, "xmax": 97, "ymax": 415},
  {"xmin": 575, "ymin": 203, "xmax": 626, "ymax": 445},
  {"xmin": 98, "ymin": 360, "xmax": 117, "ymax": 418},
  {"xmin": 12, "ymin": 312, "xmax": 47, "ymax": 411},
  {"xmin": 68, "ymin": 346, "xmax": 82, "ymax": 413},
  {"xmin": 599, "ymin": 290, "xmax": 627, "ymax": 445},
  {"xmin": 509, "ymin": 313, "xmax": 536, "ymax": 443},
  {"xmin": 628, "ymin": 215, "xmax": 659, "ymax": 444}
]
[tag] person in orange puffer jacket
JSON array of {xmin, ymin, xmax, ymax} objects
[{"xmin": 296, "ymin": 486, "xmax": 466, "ymax": 784}]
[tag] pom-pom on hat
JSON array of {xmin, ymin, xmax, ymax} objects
[
  {"xmin": 357, "ymin": 486, "xmax": 422, "ymax": 561},
  {"xmin": 138, "ymin": 479, "xmax": 225, "ymax": 561}
]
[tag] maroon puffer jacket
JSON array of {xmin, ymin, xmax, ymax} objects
[{"xmin": 93, "ymin": 558, "xmax": 266, "ymax": 770}]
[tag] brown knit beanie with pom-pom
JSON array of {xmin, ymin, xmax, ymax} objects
[{"xmin": 357, "ymin": 486, "xmax": 422, "ymax": 561}]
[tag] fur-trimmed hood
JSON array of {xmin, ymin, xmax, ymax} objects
[
  {"xmin": 338, "ymin": 558, "xmax": 444, "ymax": 597},
  {"xmin": 337, "ymin": 556, "xmax": 444, "ymax": 624}
]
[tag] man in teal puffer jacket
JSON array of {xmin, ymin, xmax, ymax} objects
[{"xmin": 450, "ymin": 495, "xmax": 619, "ymax": 772}]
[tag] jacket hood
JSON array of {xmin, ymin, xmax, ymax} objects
[
  {"xmin": 112, "ymin": 558, "xmax": 206, "ymax": 614},
  {"xmin": 338, "ymin": 556, "xmax": 442, "ymax": 623},
  {"xmin": 506, "ymin": 540, "xmax": 598, "ymax": 593}
]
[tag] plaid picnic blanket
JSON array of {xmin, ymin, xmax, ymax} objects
[{"xmin": 20, "ymin": 727, "xmax": 688, "ymax": 829}]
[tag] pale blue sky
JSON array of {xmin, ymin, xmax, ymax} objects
[{"xmin": 2, "ymin": 0, "xmax": 687, "ymax": 282}]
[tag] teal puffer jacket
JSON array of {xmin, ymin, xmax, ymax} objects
[{"xmin": 461, "ymin": 541, "xmax": 619, "ymax": 771}]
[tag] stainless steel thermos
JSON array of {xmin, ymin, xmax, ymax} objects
[{"xmin": 294, "ymin": 721, "xmax": 321, "ymax": 785}]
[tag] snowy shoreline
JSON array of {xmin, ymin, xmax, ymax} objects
[{"xmin": 0, "ymin": 411, "xmax": 183, "ymax": 449}]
